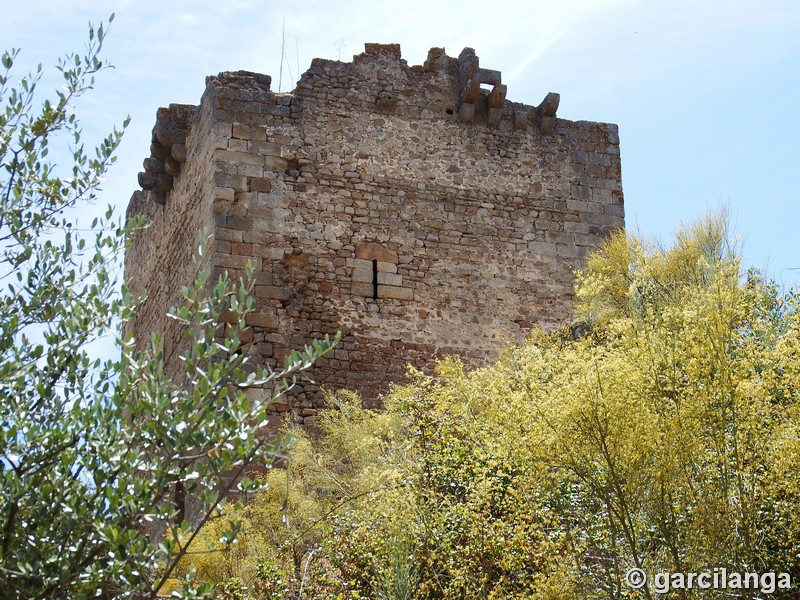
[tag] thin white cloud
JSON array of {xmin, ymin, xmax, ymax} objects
[{"xmin": 502, "ymin": 0, "xmax": 637, "ymax": 84}]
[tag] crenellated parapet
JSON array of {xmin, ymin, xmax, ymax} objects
[
  {"xmin": 293, "ymin": 43, "xmax": 560, "ymax": 135},
  {"xmin": 133, "ymin": 45, "xmax": 571, "ymax": 206},
  {"xmin": 456, "ymin": 47, "xmax": 506, "ymax": 126},
  {"xmin": 453, "ymin": 47, "xmax": 559, "ymax": 132}
]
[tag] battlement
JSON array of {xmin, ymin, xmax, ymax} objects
[
  {"xmin": 125, "ymin": 44, "xmax": 624, "ymax": 424},
  {"xmin": 134, "ymin": 45, "xmax": 575, "ymax": 207}
]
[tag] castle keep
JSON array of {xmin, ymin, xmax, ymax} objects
[{"xmin": 125, "ymin": 44, "xmax": 624, "ymax": 424}]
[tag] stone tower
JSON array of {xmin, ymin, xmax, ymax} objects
[{"xmin": 125, "ymin": 44, "xmax": 624, "ymax": 425}]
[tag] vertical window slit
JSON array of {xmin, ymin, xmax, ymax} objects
[{"xmin": 372, "ymin": 259, "xmax": 379, "ymax": 300}]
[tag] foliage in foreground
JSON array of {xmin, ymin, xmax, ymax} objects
[
  {"xmin": 179, "ymin": 213, "xmax": 800, "ymax": 599},
  {"xmin": 0, "ymin": 18, "xmax": 335, "ymax": 598}
]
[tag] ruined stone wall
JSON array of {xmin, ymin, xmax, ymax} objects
[
  {"xmin": 125, "ymin": 44, "xmax": 624, "ymax": 423},
  {"xmin": 124, "ymin": 101, "xmax": 218, "ymax": 377}
]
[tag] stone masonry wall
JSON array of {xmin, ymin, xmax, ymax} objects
[
  {"xmin": 125, "ymin": 101, "xmax": 214, "ymax": 379},
  {"xmin": 125, "ymin": 44, "xmax": 624, "ymax": 425}
]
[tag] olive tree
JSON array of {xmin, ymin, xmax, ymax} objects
[{"xmin": 0, "ymin": 16, "xmax": 334, "ymax": 598}]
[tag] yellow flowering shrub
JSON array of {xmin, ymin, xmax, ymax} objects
[{"xmin": 177, "ymin": 212, "xmax": 799, "ymax": 599}]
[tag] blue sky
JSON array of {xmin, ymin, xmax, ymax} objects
[{"xmin": 5, "ymin": 0, "xmax": 800, "ymax": 286}]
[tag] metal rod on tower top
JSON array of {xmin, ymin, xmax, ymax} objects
[{"xmin": 279, "ymin": 18, "xmax": 285, "ymax": 92}]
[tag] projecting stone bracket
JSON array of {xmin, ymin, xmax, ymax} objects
[
  {"xmin": 137, "ymin": 104, "xmax": 195, "ymax": 205},
  {"xmin": 456, "ymin": 48, "xmax": 507, "ymax": 127},
  {"xmin": 536, "ymin": 92, "xmax": 560, "ymax": 135},
  {"xmin": 508, "ymin": 92, "xmax": 560, "ymax": 136}
]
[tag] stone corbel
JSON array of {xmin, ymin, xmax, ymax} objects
[
  {"xmin": 536, "ymin": 92, "xmax": 560, "ymax": 135},
  {"xmin": 456, "ymin": 49, "xmax": 506, "ymax": 126}
]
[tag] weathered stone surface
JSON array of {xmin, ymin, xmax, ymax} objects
[
  {"xmin": 153, "ymin": 104, "xmax": 193, "ymax": 147},
  {"xmin": 364, "ymin": 43, "xmax": 401, "ymax": 57},
  {"xmin": 156, "ymin": 173, "xmax": 174, "ymax": 191},
  {"xmin": 513, "ymin": 110, "xmax": 528, "ymax": 130},
  {"xmin": 356, "ymin": 243, "xmax": 398, "ymax": 263},
  {"xmin": 164, "ymin": 156, "xmax": 181, "ymax": 177},
  {"xmin": 125, "ymin": 43, "xmax": 625, "ymax": 425},
  {"xmin": 352, "ymin": 268, "xmax": 373, "ymax": 283},
  {"xmin": 376, "ymin": 262, "xmax": 396, "ymax": 274},
  {"xmin": 375, "ymin": 92, "xmax": 398, "ymax": 115},
  {"xmin": 171, "ymin": 143, "xmax": 187, "ymax": 163},
  {"xmin": 233, "ymin": 123, "xmax": 266, "ymax": 141},
  {"xmin": 143, "ymin": 157, "xmax": 164, "ymax": 175},
  {"xmin": 137, "ymin": 172, "xmax": 156, "ymax": 190},
  {"xmin": 537, "ymin": 92, "xmax": 561, "ymax": 135},
  {"xmin": 351, "ymin": 282, "xmax": 374, "ymax": 297},
  {"xmin": 538, "ymin": 92, "xmax": 560, "ymax": 117},
  {"xmin": 380, "ymin": 285, "xmax": 413, "ymax": 300},
  {"xmin": 377, "ymin": 272, "xmax": 402, "ymax": 286},
  {"xmin": 249, "ymin": 177, "xmax": 272, "ymax": 193},
  {"xmin": 208, "ymin": 70, "xmax": 272, "ymax": 91},
  {"xmin": 149, "ymin": 187, "xmax": 166, "ymax": 205},
  {"xmin": 456, "ymin": 48, "xmax": 507, "ymax": 128},
  {"xmin": 150, "ymin": 142, "xmax": 168, "ymax": 161}
]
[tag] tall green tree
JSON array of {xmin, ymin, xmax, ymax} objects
[{"xmin": 0, "ymin": 16, "xmax": 335, "ymax": 598}]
